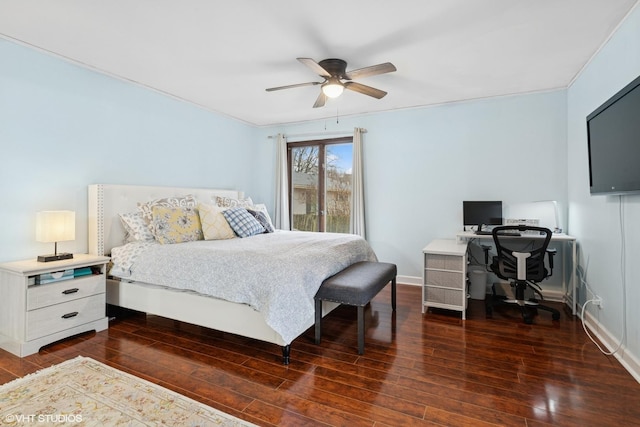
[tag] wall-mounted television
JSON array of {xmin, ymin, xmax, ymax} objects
[{"xmin": 587, "ymin": 74, "xmax": 640, "ymax": 195}]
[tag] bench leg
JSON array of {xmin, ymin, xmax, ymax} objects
[
  {"xmin": 315, "ymin": 298, "xmax": 322, "ymax": 344},
  {"xmin": 392, "ymin": 277, "xmax": 397, "ymax": 311},
  {"xmin": 357, "ymin": 305, "xmax": 365, "ymax": 355}
]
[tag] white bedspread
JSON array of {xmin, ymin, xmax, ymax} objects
[{"xmin": 110, "ymin": 231, "xmax": 377, "ymax": 343}]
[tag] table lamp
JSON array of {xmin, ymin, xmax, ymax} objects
[{"xmin": 36, "ymin": 210, "xmax": 75, "ymax": 262}]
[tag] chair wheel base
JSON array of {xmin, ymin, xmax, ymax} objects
[{"xmin": 485, "ymin": 292, "xmax": 560, "ymax": 324}]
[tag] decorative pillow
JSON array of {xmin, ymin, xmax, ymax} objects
[
  {"xmin": 118, "ymin": 211, "xmax": 155, "ymax": 242},
  {"xmin": 222, "ymin": 207, "xmax": 265, "ymax": 238},
  {"xmin": 249, "ymin": 203, "xmax": 274, "ymax": 230},
  {"xmin": 214, "ymin": 195, "xmax": 254, "ymax": 209},
  {"xmin": 151, "ymin": 206, "xmax": 203, "ymax": 244},
  {"xmin": 137, "ymin": 195, "xmax": 197, "ymax": 231},
  {"xmin": 197, "ymin": 203, "xmax": 236, "ymax": 240},
  {"xmin": 247, "ymin": 208, "xmax": 274, "ymax": 233}
]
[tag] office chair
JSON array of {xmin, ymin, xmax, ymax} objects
[{"xmin": 483, "ymin": 225, "xmax": 560, "ymax": 324}]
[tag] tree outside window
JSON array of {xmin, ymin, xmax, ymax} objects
[{"xmin": 288, "ymin": 138, "xmax": 352, "ymax": 233}]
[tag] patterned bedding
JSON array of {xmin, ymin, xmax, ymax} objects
[{"xmin": 110, "ymin": 230, "xmax": 377, "ymax": 343}]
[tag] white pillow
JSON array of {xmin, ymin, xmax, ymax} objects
[{"xmin": 214, "ymin": 195, "xmax": 253, "ymax": 208}]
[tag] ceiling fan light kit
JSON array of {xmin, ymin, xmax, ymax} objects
[
  {"xmin": 321, "ymin": 77, "xmax": 344, "ymax": 98},
  {"xmin": 266, "ymin": 57, "xmax": 396, "ymax": 108}
]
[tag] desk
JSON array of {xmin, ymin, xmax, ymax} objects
[{"xmin": 456, "ymin": 231, "xmax": 578, "ymax": 315}]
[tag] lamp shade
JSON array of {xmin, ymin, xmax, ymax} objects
[
  {"xmin": 321, "ymin": 78, "xmax": 344, "ymax": 98},
  {"xmin": 36, "ymin": 211, "xmax": 75, "ymax": 243}
]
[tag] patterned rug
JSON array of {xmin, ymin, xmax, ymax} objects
[{"xmin": 0, "ymin": 356, "xmax": 256, "ymax": 426}]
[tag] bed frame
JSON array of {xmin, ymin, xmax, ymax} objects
[{"xmin": 87, "ymin": 184, "xmax": 338, "ymax": 364}]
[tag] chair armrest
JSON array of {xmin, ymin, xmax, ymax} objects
[{"xmin": 546, "ymin": 248, "xmax": 557, "ymax": 271}]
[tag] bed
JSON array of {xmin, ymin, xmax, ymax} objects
[{"xmin": 87, "ymin": 184, "xmax": 377, "ymax": 363}]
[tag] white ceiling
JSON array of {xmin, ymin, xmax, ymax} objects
[{"xmin": 1, "ymin": 1, "xmax": 637, "ymax": 127}]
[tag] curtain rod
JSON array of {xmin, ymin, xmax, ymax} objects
[{"xmin": 267, "ymin": 129, "xmax": 367, "ymax": 139}]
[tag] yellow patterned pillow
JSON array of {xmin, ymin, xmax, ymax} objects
[
  {"xmin": 198, "ymin": 203, "xmax": 235, "ymax": 240},
  {"xmin": 151, "ymin": 206, "xmax": 203, "ymax": 244},
  {"xmin": 138, "ymin": 194, "xmax": 197, "ymax": 232}
]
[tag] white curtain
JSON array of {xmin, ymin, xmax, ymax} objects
[
  {"xmin": 274, "ymin": 133, "xmax": 290, "ymax": 230},
  {"xmin": 350, "ymin": 127, "xmax": 366, "ymax": 238}
]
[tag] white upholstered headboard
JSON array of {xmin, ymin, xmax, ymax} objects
[{"xmin": 88, "ymin": 184, "xmax": 243, "ymax": 256}]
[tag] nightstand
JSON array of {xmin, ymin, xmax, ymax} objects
[{"xmin": 0, "ymin": 254, "xmax": 110, "ymax": 357}]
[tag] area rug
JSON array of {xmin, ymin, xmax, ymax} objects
[{"xmin": 0, "ymin": 356, "xmax": 256, "ymax": 426}]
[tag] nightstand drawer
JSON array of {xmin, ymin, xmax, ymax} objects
[
  {"xmin": 27, "ymin": 275, "xmax": 104, "ymax": 310},
  {"xmin": 26, "ymin": 294, "xmax": 105, "ymax": 341}
]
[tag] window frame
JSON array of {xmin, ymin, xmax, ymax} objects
[{"xmin": 287, "ymin": 136, "xmax": 352, "ymax": 232}]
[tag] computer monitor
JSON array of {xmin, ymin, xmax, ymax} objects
[{"xmin": 463, "ymin": 201, "xmax": 503, "ymax": 231}]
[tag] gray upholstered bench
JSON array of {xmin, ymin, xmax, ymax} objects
[{"xmin": 314, "ymin": 261, "xmax": 397, "ymax": 355}]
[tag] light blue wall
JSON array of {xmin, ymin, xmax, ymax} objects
[
  {"xmin": 4, "ymin": 10, "xmax": 636, "ymax": 374},
  {"xmin": 1, "ymin": 35, "xmax": 569, "ymax": 277},
  {"xmin": 567, "ymin": 6, "xmax": 640, "ymax": 368},
  {"xmin": 261, "ymin": 90, "xmax": 568, "ymax": 281},
  {"xmin": 0, "ymin": 39, "xmax": 260, "ymax": 261}
]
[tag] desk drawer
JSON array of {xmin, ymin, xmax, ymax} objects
[
  {"xmin": 425, "ymin": 287, "xmax": 465, "ymax": 306},
  {"xmin": 27, "ymin": 275, "xmax": 104, "ymax": 310},
  {"xmin": 26, "ymin": 294, "xmax": 105, "ymax": 341},
  {"xmin": 425, "ymin": 270, "xmax": 464, "ymax": 290},
  {"xmin": 425, "ymin": 254, "xmax": 464, "ymax": 271}
]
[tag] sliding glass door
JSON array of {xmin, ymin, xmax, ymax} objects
[{"xmin": 288, "ymin": 137, "xmax": 353, "ymax": 233}]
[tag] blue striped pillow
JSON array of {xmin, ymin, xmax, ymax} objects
[{"xmin": 247, "ymin": 209, "xmax": 274, "ymax": 233}]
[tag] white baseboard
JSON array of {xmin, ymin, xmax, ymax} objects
[
  {"xmin": 582, "ymin": 306, "xmax": 640, "ymax": 384},
  {"xmin": 397, "ymin": 275, "xmax": 421, "ymax": 286},
  {"xmin": 398, "ymin": 275, "xmax": 638, "ymax": 382},
  {"xmin": 397, "ymin": 277, "xmax": 567, "ymax": 303},
  {"xmin": 540, "ymin": 289, "xmax": 565, "ymax": 302}
]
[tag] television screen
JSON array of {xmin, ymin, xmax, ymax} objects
[
  {"xmin": 463, "ymin": 201, "xmax": 502, "ymax": 230},
  {"xmin": 587, "ymin": 74, "xmax": 640, "ymax": 195}
]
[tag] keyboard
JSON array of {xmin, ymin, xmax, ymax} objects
[
  {"xmin": 475, "ymin": 230, "xmax": 521, "ymax": 237},
  {"xmin": 497, "ymin": 231, "xmax": 521, "ymax": 236}
]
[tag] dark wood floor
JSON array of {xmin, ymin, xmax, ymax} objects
[{"xmin": 1, "ymin": 284, "xmax": 639, "ymax": 426}]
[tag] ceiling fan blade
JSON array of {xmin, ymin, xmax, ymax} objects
[
  {"xmin": 313, "ymin": 92, "xmax": 327, "ymax": 108},
  {"xmin": 297, "ymin": 57, "xmax": 331, "ymax": 78},
  {"xmin": 344, "ymin": 82, "xmax": 387, "ymax": 99},
  {"xmin": 346, "ymin": 62, "xmax": 396, "ymax": 80},
  {"xmin": 266, "ymin": 81, "xmax": 321, "ymax": 92}
]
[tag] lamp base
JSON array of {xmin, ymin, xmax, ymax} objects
[{"xmin": 37, "ymin": 253, "xmax": 74, "ymax": 262}]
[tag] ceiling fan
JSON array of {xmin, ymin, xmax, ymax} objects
[{"xmin": 266, "ymin": 58, "xmax": 397, "ymax": 108}]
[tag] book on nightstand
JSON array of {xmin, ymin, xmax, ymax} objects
[
  {"xmin": 35, "ymin": 269, "xmax": 75, "ymax": 285},
  {"xmin": 74, "ymin": 267, "xmax": 93, "ymax": 277}
]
